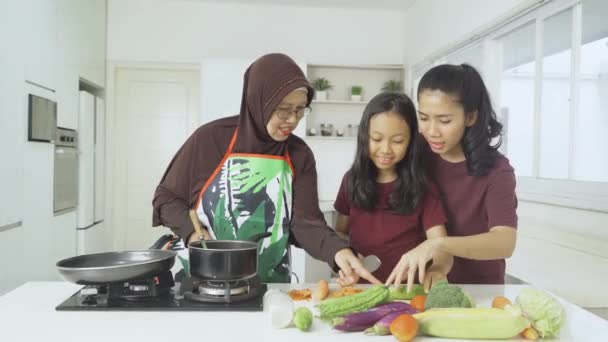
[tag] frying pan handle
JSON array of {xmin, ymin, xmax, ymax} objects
[
  {"xmin": 247, "ymin": 232, "xmax": 272, "ymax": 242},
  {"xmin": 150, "ymin": 234, "xmax": 177, "ymax": 250}
]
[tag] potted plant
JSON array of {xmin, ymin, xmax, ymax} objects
[
  {"xmin": 351, "ymin": 86, "xmax": 363, "ymax": 102},
  {"xmin": 312, "ymin": 77, "xmax": 332, "ymax": 101},
  {"xmin": 381, "ymin": 80, "xmax": 403, "ymax": 93}
]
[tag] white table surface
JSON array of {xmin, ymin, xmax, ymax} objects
[{"xmin": 1, "ymin": 282, "xmax": 606, "ymax": 342}]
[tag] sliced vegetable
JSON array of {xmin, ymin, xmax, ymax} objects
[
  {"xmin": 390, "ymin": 314, "xmax": 419, "ymax": 342},
  {"xmin": 414, "ymin": 307, "xmax": 530, "ymax": 339},
  {"xmin": 317, "ymin": 285, "xmax": 388, "ymax": 320},
  {"xmin": 293, "ymin": 307, "xmax": 313, "ymax": 331},
  {"xmin": 313, "ymin": 279, "xmax": 329, "ymax": 301},
  {"xmin": 331, "ymin": 302, "xmax": 416, "ymax": 332},
  {"xmin": 516, "ymin": 287, "xmax": 565, "ymax": 338},
  {"xmin": 388, "ymin": 284, "xmax": 426, "ymax": 301},
  {"xmin": 364, "ymin": 309, "xmax": 418, "ymax": 336}
]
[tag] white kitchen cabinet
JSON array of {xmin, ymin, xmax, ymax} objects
[{"xmin": 23, "ymin": 0, "xmax": 57, "ymax": 90}]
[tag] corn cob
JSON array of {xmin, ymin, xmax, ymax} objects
[
  {"xmin": 414, "ymin": 308, "xmax": 530, "ymax": 339},
  {"xmin": 317, "ymin": 285, "xmax": 388, "ymax": 320}
]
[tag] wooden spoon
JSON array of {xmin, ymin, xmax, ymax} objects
[{"xmin": 189, "ymin": 209, "xmax": 208, "ymax": 249}]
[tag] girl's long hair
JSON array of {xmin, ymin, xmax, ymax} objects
[
  {"xmin": 417, "ymin": 64, "xmax": 503, "ymax": 176},
  {"xmin": 347, "ymin": 92, "xmax": 427, "ymax": 215}
]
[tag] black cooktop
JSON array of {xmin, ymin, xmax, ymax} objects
[{"xmin": 55, "ymin": 272, "xmax": 267, "ymax": 312}]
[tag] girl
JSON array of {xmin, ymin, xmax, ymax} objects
[
  {"xmin": 399, "ymin": 63, "xmax": 517, "ymax": 284},
  {"xmin": 334, "ymin": 92, "xmax": 452, "ymax": 290}
]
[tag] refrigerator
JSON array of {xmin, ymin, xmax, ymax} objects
[{"xmin": 77, "ymin": 91, "xmax": 105, "ymax": 254}]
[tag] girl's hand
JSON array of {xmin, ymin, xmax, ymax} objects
[
  {"xmin": 334, "ymin": 248, "xmax": 381, "ymax": 286},
  {"xmin": 423, "ymin": 265, "xmax": 449, "ymax": 292},
  {"xmin": 385, "ymin": 238, "xmax": 441, "ymax": 291}
]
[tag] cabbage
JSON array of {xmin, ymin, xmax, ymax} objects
[{"xmin": 515, "ymin": 287, "xmax": 566, "ymax": 338}]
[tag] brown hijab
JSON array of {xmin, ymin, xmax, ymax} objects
[{"xmin": 152, "ymin": 53, "xmax": 314, "ymax": 227}]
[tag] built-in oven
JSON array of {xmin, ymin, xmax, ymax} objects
[
  {"xmin": 54, "ymin": 127, "xmax": 79, "ymax": 215},
  {"xmin": 28, "ymin": 94, "xmax": 57, "ymax": 143}
]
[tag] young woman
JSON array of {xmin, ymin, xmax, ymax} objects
[
  {"xmin": 399, "ymin": 63, "xmax": 517, "ymax": 284},
  {"xmin": 334, "ymin": 92, "xmax": 452, "ymax": 290},
  {"xmin": 152, "ymin": 53, "xmax": 379, "ymax": 285}
]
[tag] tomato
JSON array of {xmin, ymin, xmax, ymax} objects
[
  {"xmin": 389, "ymin": 313, "xmax": 419, "ymax": 342},
  {"xmin": 410, "ymin": 294, "xmax": 427, "ymax": 312},
  {"xmin": 491, "ymin": 296, "xmax": 512, "ymax": 309}
]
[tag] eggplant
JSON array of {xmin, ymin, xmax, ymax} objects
[
  {"xmin": 331, "ymin": 302, "xmax": 416, "ymax": 332},
  {"xmin": 363, "ymin": 308, "xmax": 418, "ymax": 335}
]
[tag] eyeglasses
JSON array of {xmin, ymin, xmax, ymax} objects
[{"xmin": 274, "ymin": 106, "xmax": 312, "ymax": 120}]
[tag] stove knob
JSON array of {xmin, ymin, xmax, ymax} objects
[{"xmin": 129, "ymin": 284, "xmax": 149, "ymax": 292}]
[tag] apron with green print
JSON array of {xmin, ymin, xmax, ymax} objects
[{"xmin": 195, "ymin": 131, "xmax": 294, "ymax": 283}]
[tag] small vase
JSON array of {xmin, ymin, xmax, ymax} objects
[
  {"xmin": 351, "ymin": 94, "xmax": 362, "ymax": 102},
  {"xmin": 316, "ymin": 91, "xmax": 328, "ymax": 101}
]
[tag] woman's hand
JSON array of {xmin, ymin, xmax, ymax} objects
[
  {"xmin": 187, "ymin": 229, "xmax": 211, "ymax": 245},
  {"xmin": 385, "ymin": 237, "xmax": 443, "ymax": 291},
  {"xmin": 334, "ymin": 249, "xmax": 381, "ymax": 286}
]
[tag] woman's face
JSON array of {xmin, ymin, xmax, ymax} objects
[
  {"xmin": 417, "ymin": 90, "xmax": 476, "ymax": 161},
  {"xmin": 368, "ymin": 111, "xmax": 410, "ymax": 177},
  {"xmin": 266, "ymin": 89, "xmax": 308, "ymax": 141}
]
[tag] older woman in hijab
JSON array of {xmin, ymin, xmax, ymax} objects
[{"xmin": 152, "ymin": 53, "xmax": 379, "ymax": 285}]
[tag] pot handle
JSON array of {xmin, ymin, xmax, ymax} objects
[{"xmin": 247, "ymin": 232, "xmax": 272, "ymax": 242}]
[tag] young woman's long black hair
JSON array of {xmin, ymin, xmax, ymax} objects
[
  {"xmin": 347, "ymin": 92, "xmax": 427, "ymax": 215},
  {"xmin": 417, "ymin": 64, "xmax": 503, "ymax": 176}
]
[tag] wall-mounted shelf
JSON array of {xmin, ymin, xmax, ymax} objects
[
  {"xmin": 305, "ymin": 136, "xmax": 356, "ymax": 141},
  {"xmin": 312, "ymin": 100, "xmax": 369, "ymax": 105}
]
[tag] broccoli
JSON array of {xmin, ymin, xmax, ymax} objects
[{"xmin": 424, "ymin": 281, "xmax": 475, "ymax": 310}]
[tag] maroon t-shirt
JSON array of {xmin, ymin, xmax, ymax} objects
[
  {"xmin": 429, "ymin": 152, "xmax": 518, "ymax": 284},
  {"xmin": 334, "ymin": 174, "xmax": 447, "ymax": 283}
]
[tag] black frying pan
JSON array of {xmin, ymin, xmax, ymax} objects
[{"xmin": 56, "ymin": 235, "xmax": 177, "ymax": 285}]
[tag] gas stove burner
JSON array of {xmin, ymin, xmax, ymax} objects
[
  {"xmin": 197, "ymin": 280, "xmax": 249, "ymax": 296},
  {"xmin": 184, "ymin": 276, "xmax": 266, "ymax": 304},
  {"xmin": 74, "ymin": 270, "xmax": 175, "ymax": 304}
]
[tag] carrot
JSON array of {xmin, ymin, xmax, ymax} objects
[
  {"xmin": 410, "ymin": 294, "xmax": 427, "ymax": 312},
  {"xmin": 521, "ymin": 327, "xmax": 539, "ymax": 340},
  {"xmin": 491, "ymin": 296, "xmax": 512, "ymax": 309}
]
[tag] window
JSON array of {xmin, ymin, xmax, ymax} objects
[
  {"xmin": 498, "ymin": 22, "xmax": 536, "ymax": 177},
  {"xmin": 539, "ymin": 9, "xmax": 573, "ymax": 179},
  {"xmin": 410, "ymin": 0, "xmax": 608, "ymax": 211},
  {"xmin": 574, "ymin": 0, "xmax": 608, "ymax": 182}
]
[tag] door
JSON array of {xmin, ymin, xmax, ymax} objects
[
  {"xmin": 78, "ymin": 91, "xmax": 95, "ymax": 229},
  {"xmin": 94, "ymin": 97, "xmax": 105, "ymax": 222},
  {"xmin": 114, "ymin": 68, "xmax": 199, "ymax": 249}
]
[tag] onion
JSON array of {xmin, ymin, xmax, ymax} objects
[{"xmin": 263, "ymin": 289, "xmax": 294, "ymax": 329}]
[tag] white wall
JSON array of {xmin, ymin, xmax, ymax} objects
[{"xmin": 107, "ymin": 0, "xmax": 405, "ymax": 65}]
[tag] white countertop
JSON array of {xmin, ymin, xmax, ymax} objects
[{"xmin": 1, "ymin": 282, "xmax": 606, "ymax": 342}]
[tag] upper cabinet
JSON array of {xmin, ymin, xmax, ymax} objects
[
  {"xmin": 56, "ymin": 0, "xmax": 107, "ymax": 129},
  {"xmin": 23, "ymin": 0, "xmax": 58, "ymax": 90}
]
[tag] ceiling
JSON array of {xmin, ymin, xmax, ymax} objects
[{"xmin": 173, "ymin": 0, "xmax": 417, "ymax": 11}]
